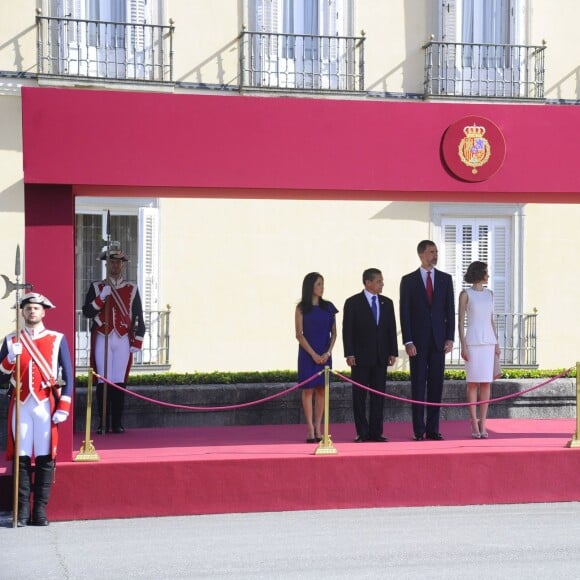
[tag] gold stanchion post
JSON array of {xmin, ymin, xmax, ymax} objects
[
  {"xmin": 314, "ymin": 366, "xmax": 338, "ymax": 456},
  {"xmin": 567, "ymin": 362, "xmax": 580, "ymax": 448},
  {"xmin": 74, "ymin": 369, "xmax": 100, "ymax": 461}
]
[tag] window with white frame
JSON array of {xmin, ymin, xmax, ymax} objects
[
  {"xmin": 440, "ymin": 216, "xmax": 511, "ymax": 315},
  {"xmin": 75, "ymin": 198, "xmax": 160, "ymax": 365},
  {"xmin": 249, "ymin": 0, "xmax": 353, "ymax": 89},
  {"xmin": 50, "ymin": 0, "xmax": 162, "ymax": 79},
  {"xmin": 439, "ymin": 0, "xmax": 527, "ymax": 96},
  {"xmin": 433, "ymin": 203, "xmax": 525, "ymax": 360}
]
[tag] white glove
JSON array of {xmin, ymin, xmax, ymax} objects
[
  {"xmin": 52, "ymin": 410, "xmax": 69, "ymax": 424},
  {"xmin": 99, "ymin": 285, "xmax": 112, "ymax": 300},
  {"xmin": 129, "ymin": 346, "xmax": 140, "ymax": 354},
  {"xmin": 7, "ymin": 341, "xmax": 22, "ymax": 364}
]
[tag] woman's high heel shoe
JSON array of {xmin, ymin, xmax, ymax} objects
[
  {"xmin": 478, "ymin": 419, "xmax": 488, "ymax": 438},
  {"xmin": 470, "ymin": 419, "xmax": 481, "ymax": 439}
]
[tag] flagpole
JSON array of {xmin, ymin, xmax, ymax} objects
[
  {"xmin": 102, "ymin": 211, "xmax": 111, "ymax": 434},
  {"xmin": 12, "ymin": 247, "xmax": 22, "ymax": 528},
  {"xmin": 2, "ymin": 245, "xmax": 33, "ymax": 528}
]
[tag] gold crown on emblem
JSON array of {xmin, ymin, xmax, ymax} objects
[{"xmin": 463, "ymin": 123, "xmax": 486, "ymax": 138}]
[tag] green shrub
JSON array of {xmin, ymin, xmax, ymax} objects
[{"xmin": 75, "ymin": 366, "xmax": 575, "ymax": 387}]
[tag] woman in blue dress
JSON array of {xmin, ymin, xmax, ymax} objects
[{"xmin": 295, "ymin": 272, "xmax": 338, "ymax": 443}]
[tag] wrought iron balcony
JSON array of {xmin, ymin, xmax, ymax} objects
[
  {"xmin": 423, "ymin": 39, "xmax": 546, "ymax": 100},
  {"xmin": 447, "ymin": 311, "xmax": 538, "ymax": 369},
  {"xmin": 75, "ymin": 307, "xmax": 171, "ymax": 372},
  {"xmin": 36, "ymin": 13, "xmax": 174, "ymax": 82},
  {"xmin": 241, "ymin": 29, "xmax": 365, "ymax": 92}
]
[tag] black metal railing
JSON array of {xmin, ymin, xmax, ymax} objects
[
  {"xmin": 423, "ymin": 40, "xmax": 546, "ymax": 99},
  {"xmin": 36, "ymin": 13, "xmax": 174, "ymax": 82},
  {"xmin": 75, "ymin": 307, "xmax": 171, "ymax": 371},
  {"xmin": 447, "ymin": 311, "xmax": 538, "ymax": 368},
  {"xmin": 241, "ymin": 29, "xmax": 365, "ymax": 92}
]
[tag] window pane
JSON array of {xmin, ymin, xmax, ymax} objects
[{"xmin": 75, "ymin": 213, "xmax": 139, "ymax": 312}]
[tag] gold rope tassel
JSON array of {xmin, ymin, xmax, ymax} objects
[
  {"xmin": 314, "ymin": 366, "xmax": 338, "ymax": 456},
  {"xmin": 74, "ymin": 369, "xmax": 100, "ymax": 462},
  {"xmin": 567, "ymin": 362, "xmax": 580, "ymax": 448}
]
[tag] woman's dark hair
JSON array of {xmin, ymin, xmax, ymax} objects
[
  {"xmin": 298, "ymin": 272, "xmax": 330, "ymax": 314},
  {"xmin": 464, "ymin": 261, "xmax": 488, "ymax": 284}
]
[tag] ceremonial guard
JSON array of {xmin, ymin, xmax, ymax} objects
[
  {"xmin": 0, "ymin": 292, "xmax": 73, "ymax": 526},
  {"xmin": 82, "ymin": 246, "xmax": 145, "ymax": 434}
]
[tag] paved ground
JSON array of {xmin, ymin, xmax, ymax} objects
[{"xmin": 2, "ymin": 502, "xmax": 580, "ymax": 579}]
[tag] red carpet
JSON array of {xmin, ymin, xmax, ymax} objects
[{"xmin": 2, "ymin": 418, "xmax": 580, "ymax": 521}]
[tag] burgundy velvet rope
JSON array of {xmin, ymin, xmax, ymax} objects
[
  {"xmin": 92, "ymin": 370, "xmax": 322, "ymax": 411},
  {"xmin": 331, "ymin": 367, "xmax": 574, "ymax": 408},
  {"xmin": 92, "ymin": 366, "xmax": 573, "ymax": 411}
]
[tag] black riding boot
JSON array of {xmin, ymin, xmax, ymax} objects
[
  {"xmin": 111, "ymin": 383, "xmax": 126, "ymax": 433},
  {"xmin": 96, "ymin": 382, "xmax": 111, "ymax": 434},
  {"xmin": 30, "ymin": 454, "xmax": 54, "ymax": 526},
  {"xmin": 16, "ymin": 455, "xmax": 32, "ymax": 527}
]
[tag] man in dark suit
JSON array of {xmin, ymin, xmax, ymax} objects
[
  {"xmin": 343, "ymin": 268, "xmax": 398, "ymax": 442},
  {"xmin": 399, "ymin": 240, "xmax": 455, "ymax": 441}
]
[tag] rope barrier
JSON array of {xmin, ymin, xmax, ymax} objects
[
  {"xmin": 91, "ymin": 370, "xmax": 323, "ymax": 412},
  {"xmin": 91, "ymin": 367, "xmax": 574, "ymax": 412},
  {"xmin": 330, "ymin": 367, "xmax": 574, "ymax": 408}
]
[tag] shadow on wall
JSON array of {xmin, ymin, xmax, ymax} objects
[
  {"xmin": 0, "ymin": 24, "xmax": 36, "ymax": 76},
  {"xmin": 546, "ymin": 66, "xmax": 580, "ymax": 101},
  {"xmin": 175, "ymin": 37, "xmax": 240, "ymax": 87},
  {"xmin": 0, "ymin": 180, "xmax": 25, "ymax": 214},
  {"xmin": 365, "ymin": 0, "xmax": 432, "ymax": 95},
  {"xmin": 0, "ymin": 97, "xmax": 24, "ymax": 153},
  {"xmin": 370, "ymin": 202, "xmax": 430, "ymax": 221}
]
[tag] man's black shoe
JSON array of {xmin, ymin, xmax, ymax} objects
[
  {"xmin": 354, "ymin": 435, "xmax": 369, "ymax": 443},
  {"xmin": 426, "ymin": 432, "xmax": 444, "ymax": 440},
  {"xmin": 112, "ymin": 425, "xmax": 125, "ymax": 434},
  {"xmin": 369, "ymin": 435, "xmax": 388, "ymax": 442},
  {"xmin": 412, "ymin": 433, "xmax": 424, "ymax": 441}
]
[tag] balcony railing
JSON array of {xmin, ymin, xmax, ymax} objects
[
  {"xmin": 423, "ymin": 40, "xmax": 546, "ymax": 100},
  {"xmin": 447, "ymin": 311, "xmax": 538, "ymax": 369},
  {"xmin": 36, "ymin": 13, "xmax": 174, "ymax": 82},
  {"xmin": 75, "ymin": 307, "xmax": 171, "ymax": 372},
  {"xmin": 241, "ymin": 29, "xmax": 365, "ymax": 92}
]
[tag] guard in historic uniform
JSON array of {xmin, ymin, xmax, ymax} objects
[
  {"xmin": 0, "ymin": 292, "xmax": 73, "ymax": 526},
  {"xmin": 82, "ymin": 246, "xmax": 145, "ymax": 434}
]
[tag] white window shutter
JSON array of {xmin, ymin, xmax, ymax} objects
[
  {"xmin": 129, "ymin": 0, "xmax": 145, "ymax": 23},
  {"xmin": 256, "ymin": 0, "xmax": 280, "ymax": 32},
  {"xmin": 440, "ymin": 0, "xmax": 457, "ymax": 42},
  {"xmin": 255, "ymin": 0, "xmax": 280, "ymax": 58},
  {"xmin": 138, "ymin": 206, "xmax": 159, "ymax": 313},
  {"xmin": 441, "ymin": 217, "xmax": 511, "ymax": 313},
  {"xmin": 128, "ymin": 0, "xmax": 147, "ymax": 51},
  {"xmin": 489, "ymin": 222, "xmax": 510, "ymax": 313}
]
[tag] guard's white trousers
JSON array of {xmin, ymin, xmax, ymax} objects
[
  {"xmin": 94, "ymin": 332, "xmax": 130, "ymax": 383},
  {"xmin": 12, "ymin": 397, "xmax": 51, "ymax": 457}
]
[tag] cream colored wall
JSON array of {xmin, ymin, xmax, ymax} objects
[
  {"xmin": 159, "ymin": 197, "xmax": 430, "ymax": 372},
  {"xmin": 171, "ymin": 0, "xmax": 242, "ymax": 87},
  {"xmin": 0, "ymin": 95, "xmax": 25, "ymax": 337},
  {"xmin": 524, "ymin": 204, "xmax": 580, "ymax": 370},
  {"xmin": 532, "ymin": 1, "xmax": 580, "ymax": 100},
  {"xmin": 0, "ymin": 1, "xmax": 37, "ymax": 73},
  {"xmin": 357, "ymin": 0, "xmax": 430, "ymax": 95},
  {"xmin": 2, "ymin": 1, "xmax": 580, "ymax": 100}
]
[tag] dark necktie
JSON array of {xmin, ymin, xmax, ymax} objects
[
  {"xmin": 426, "ymin": 270, "xmax": 433, "ymax": 305},
  {"xmin": 371, "ymin": 295, "xmax": 378, "ymax": 325}
]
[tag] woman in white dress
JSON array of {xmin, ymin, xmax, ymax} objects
[{"xmin": 458, "ymin": 261, "xmax": 501, "ymax": 439}]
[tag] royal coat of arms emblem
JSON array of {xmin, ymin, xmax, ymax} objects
[{"xmin": 458, "ymin": 123, "xmax": 491, "ymax": 174}]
